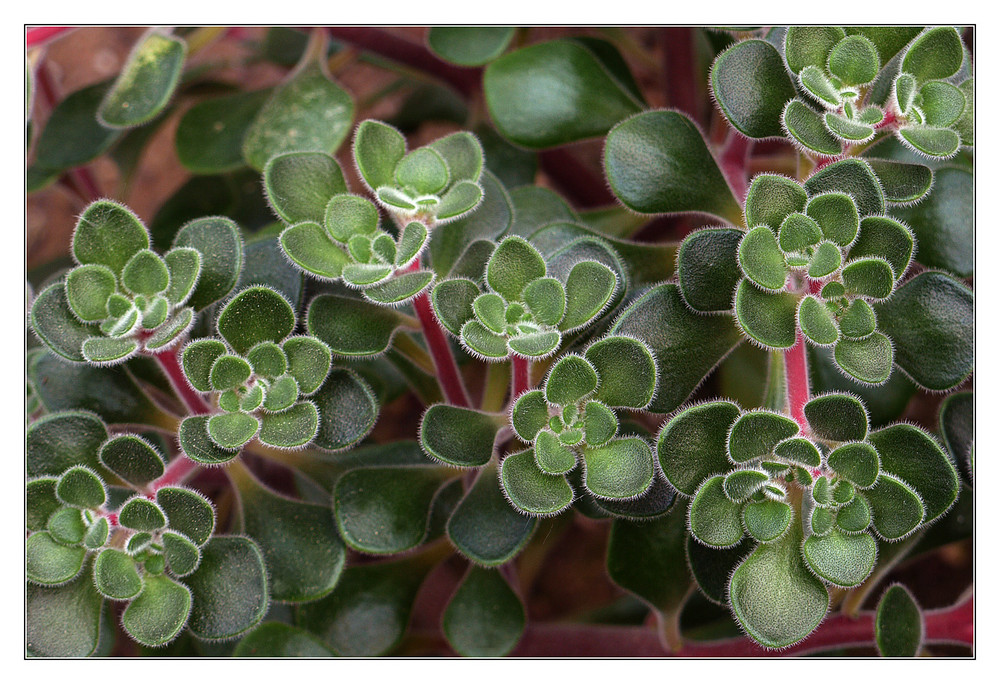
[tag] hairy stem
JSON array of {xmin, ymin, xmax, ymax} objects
[{"xmin": 784, "ymin": 333, "xmax": 810, "ymax": 430}]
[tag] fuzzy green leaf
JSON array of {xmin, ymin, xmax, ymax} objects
[
  {"xmin": 559, "ymin": 260, "xmax": 616, "ymax": 332},
  {"xmin": 122, "ymin": 573, "xmax": 191, "ymax": 647},
  {"xmin": 259, "ymin": 402, "xmax": 319, "ymax": 449},
  {"xmin": 779, "ymin": 213, "xmax": 823, "ymax": 253},
  {"xmin": 743, "ymin": 499, "xmax": 792, "ymax": 543},
  {"xmin": 898, "ymin": 126, "xmax": 960, "ymax": 158},
  {"xmin": 545, "ymin": 354, "xmax": 598, "ymax": 406},
  {"xmin": 280, "ymin": 221, "xmax": 350, "ymax": 279},
  {"xmin": 486, "ymin": 237, "xmax": 546, "ymax": 302},
  {"xmin": 186, "ymin": 536, "xmax": 268, "ymax": 640},
  {"xmin": 920, "ymin": 81, "xmax": 965, "ymax": 128},
  {"xmin": 828, "ymin": 35, "xmax": 879, "ymax": 86},
  {"xmin": 443, "ymin": 567, "xmax": 525, "ymax": 657},
  {"xmin": 510, "ymin": 390, "xmax": 548, "ymax": 443},
  {"xmin": 64, "ymin": 264, "xmax": 116, "ymax": 322},
  {"xmin": 612, "ymin": 285, "xmax": 741, "ymax": 411},
  {"xmin": 876, "ymin": 271, "xmax": 973, "ymax": 390},
  {"xmin": 233, "ymin": 468, "xmax": 344, "ymax": 601},
  {"xmin": 901, "ymin": 27, "xmax": 964, "ymax": 83},
  {"xmin": 729, "ymin": 523, "xmax": 828, "ymax": 648},
  {"xmin": 432, "ymin": 279, "xmax": 479, "ymax": 336},
  {"xmin": 94, "ymin": 547, "xmax": 143, "ymax": 600},
  {"xmin": 30, "ymin": 283, "xmax": 100, "ymax": 363},
  {"xmin": 745, "ymin": 174, "xmax": 808, "ymax": 233},
  {"xmin": 26, "ymin": 571, "xmax": 103, "ymax": 656},
  {"xmin": 534, "ymin": 430, "xmax": 576, "ymax": 474},
  {"xmin": 207, "ymin": 411, "xmax": 259, "ymax": 450},
  {"xmin": 500, "ymin": 448, "xmax": 574, "ymax": 517},
  {"xmin": 677, "ymin": 228, "xmax": 743, "ymax": 312},
  {"xmin": 523, "ymin": 278, "xmax": 566, "ymax": 328},
  {"xmin": 734, "ymin": 280, "xmax": 798, "ymax": 349},
  {"xmin": 710, "ymin": 39, "xmax": 796, "ymax": 138},
  {"xmin": 804, "ymin": 393, "xmax": 869, "ymax": 442},
  {"xmin": 806, "ymin": 192, "xmax": 859, "ymax": 248},
  {"xmin": 803, "ymin": 529, "xmax": 877, "ymax": 587},
  {"xmin": 738, "ymin": 226, "xmax": 787, "ymax": 291},
  {"xmin": 26, "ymin": 532, "xmax": 86, "ymax": 585},
  {"xmin": 27, "ymin": 479, "xmax": 61, "ymax": 532},
  {"xmin": 156, "ymin": 487, "xmax": 215, "ymax": 546},
  {"xmin": 26, "ymin": 411, "xmax": 108, "ymax": 478},
  {"xmin": 217, "ymin": 286, "xmax": 294, "ymax": 355},
  {"xmin": 428, "ymin": 26, "xmax": 515, "ymax": 66},
  {"xmin": 99, "ymin": 434, "xmax": 164, "ymax": 488},
  {"xmin": 162, "ymin": 247, "xmax": 201, "ymax": 306},
  {"xmin": 310, "ymin": 368, "xmax": 378, "ymax": 451},
  {"xmin": 172, "ymin": 216, "xmax": 243, "ymax": 311},
  {"xmin": 785, "ymin": 26, "xmax": 846, "ymax": 74},
  {"xmin": 181, "ymin": 339, "xmax": 227, "ymax": 393},
  {"xmin": 876, "ymin": 585, "xmax": 923, "ymax": 657},
  {"xmin": 484, "ymin": 40, "xmax": 641, "ymax": 148},
  {"xmin": 783, "ymin": 100, "xmax": 842, "ymax": 156},
  {"xmin": 892, "ymin": 167, "xmax": 971, "ymax": 276},
  {"xmin": 421, "ymin": 405, "xmax": 501, "ymax": 468},
  {"xmin": 56, "ymin": 466, "xmax": 106, "ymax": 509},
  {"xmin": 47, "ymin": 507, "xmax": 86, "ymax": 545},
  {"xmin": 582, "ymin": 335, "xmax": 657, "ymax": 409},
  {"xmin": 867, "ymin": 474, "xmax": 924, "ymax": 540},
  {"xmin": 723, "ymin": 469, "xmax": 770, "ymax": 502},
  {"xmin": 243, "ymin": 63, "xmax": 353, "ymax": 171},
  {"xmin": 510, "ymin": 332, "xmax": 563, "ymax": 362},
  {"xmin": 582, "ymin": 437, "xmax": 654, "ymax": 500},
  {"xmin": 798, "ymin": 295, "xmax": 838, "ymax": 346},
  {"xmin": 176, "ymin": 87, "xmax": 273, "ymax": 174},
  {"xmin": 209, "ymin": 354, "xmax": 253, "ymax": 391},
  {"xmin": 308, "ymin": 293, "xmax": 410, "ymax": 357},
  {"xmin": 82, "ymin": 336, "xmax": 139, "ymax": 364},
  {"xmin": 353, "ymin": 119, "xmax": 406, "ymax": 191},
  {"xmin": 868, "ymin": 424, "xmax": 958, "ymax": 522},
  {"xmin": 119, "ymin": 497, "xmax": 167, "ymax": 532},
  {"xmin": 837, "ymin": 495, "xmax": 872, "ymax": 532},
  {"xmin": 799, "ymin": 67, "xmax": 842, "ymax": 107},
  {"xmin": 728, "ymin": 410, "xmax": 800, "ymax": 463},
  {"xmin": 804, "ymin": 159, "xmax": 885, "ymax": 217},
  {"xmin": 808, "ymin": 241, "xmax": 842, "ymax": 279},
  {"xmin": 603, "ymin": 110, "xmax": 740, "ymax": 222},
  {"xmin": 99, "ymin": 32, "xmax": 185, "ymax": 128},
  {"xmin": 264, "ymin": 151, "xmax": 348, "ymax": 226},
  {"xmin": 335, "ymin": 466, "xmax": 449, "ymax": 554},
  {"xmin": 178, "ymin": 415, "xmax": 239, "ymax": 464},
  {"xmin": 839, "ymin": 299, "xmax": 877, "ymax": 340},
  {"xmin": 689, "ymin": 476, "xmax": 744, "ymax": 548},
  {"xmin": 461, "ymin": 320, "xmax": 510, "ymax": 359},
  {"xmin": 834, "ymin": 333, "xmax": 894, "ymax": 385},
  {"xmin": 448, "ymin": 462, "xmax": 536, "ymax": 566},
  {"xmin": 73, "ymin": 200, "xmax": 150, "ymax": 274},
  {"xmin": 583, "ymin": 401, "xmax": 618, "ymax": 447},
  {"xmin": 234, "ymin": 623, "xmax": 334, "ymax": 657}
]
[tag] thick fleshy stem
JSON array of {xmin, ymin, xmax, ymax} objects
[
  {"xmin": 784, "ymin": 333, "xmax": 811, "ymax": 431},
  {"xmin": 26, "ymin": 26, "xmax": 73, "ymax": 48},
  {"xmin": 512, "ymin": 356, "xmax": 531, "ymax": 398}
]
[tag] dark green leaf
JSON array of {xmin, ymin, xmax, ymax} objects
[
  {"xmin": 243, "ymin": 63, "xmax": 354, "ymax": 171},
  {"xmin": 172, "ymin": 216, "xmax": 244, "ymax": 311},
  {"xmin": 307, "ymin": 293, "xmax": 412, "ymax": 357},
  {"xmin": 875, "ymin": 271, "xmax": 973, "ymax": 390},
  {"xmin": 420, "ymin": 405, "xmax": 501, "ymax": 468},
  {"xmin": 34, "ymin": 81, "xmax": 120, "ymax": 170},
  {"xmin": 99, "ymin": 434, "xmax": 165, "ymax": 487},
  {"xmin": 867, "ymin": 474, "xmax": 924, "ymax": 541},
  {"xmin": 939, "ymin": 391, "xmax": 973, "ymax": 485},
  {"xmin": 99, "ymin": 32, "xmax": 186, "ymax": 128},
  {"xmin": 785, "ymin": 26, "xmax": 846, "ymax": 74},
  {"xmin": 875, "ymin": 584, "xmax": 923, "ymax": 657},
  {"xmin": 804, "ymin": 159, "xmax": 885, "ymax": 217},
  {"xmin": 728, "ymin": 410, "xmax": 799, "ymax": 463},
  {"xmin": 834, "ymin": 333, "xmax": 894, "ymax": 385},
  {"xmin": 868, "ymin": 423, "xmax": 959, "ymax": 523},
  {"xmin": 234, "ymin": 623, "xmax": 334, "ymax": 657},
  {"xmin": 688, "ymin": 476, "xmax": 744, "ymax": 548},
  {"xmin": 849, "ymin": 217, "xmax": 914, "ymax": 281},
  {"xmin": 94, "ymin": 547, "xmax": 143, "ymax": 600},
  {"xmin": 448, "ymin": 462, "xmax": 536, "ymax": 566},
  {"xmin": 604, "ymin": 110, "xmax": 740, "ymax": 223},
  {"xmin": 611, "ymin": 284, "xmax": 743, "ymax": 413},
  {"xmin": 729, "ymin": 522, "xmax": 828, "ymax": 648},
  {"xmin": 233, "ymin": 466, "xmax": 345, "ymax": 601},
  {"xmin": 677, "ymin": 228, "xmax": 742, "ymax": 312},
  {"xmin": 804, "ymin": 392, "xmax": 869, "ymax": 442},
  {"xmin": 258, "ymin": 402, "xmax": 319, "ymax": 449},
  {"xmin": 499, "ymin": 448, "xmax": 574, "ymax": 517},
  {"xmin": 484, "ymin": 40, "xmax": 642, "ymax": 148},
  {"xmin": 891, "ymin": 166, "xmax": 972, "ymax": 276},
  {"xmin": 901, "ymin": 27, "xmax": 964, "ymax": 83},
  {"xmin": 430, "ymin": 171, "xmax": 512, "ymax": 278},
  {"xmin": 156, "ymin": 487, "xmax": 215, "ymax": 546},
  {"xmin": 710, "ymin": 39, "xmax": 796, "ymax": 138},
  {"xmin": 26, "ymin": 410, "xmax": 108, "ymax": 478},
  {"xmin": 26, "ymin": 569, "xmax": 103, "ymax": 656},
  {"xmin": 743, "ymin": 499, "xmax": 792, "ymax": 543},
  {"xmin": 443, "ymin": 566, "xmax": 525, "ymax": 657},
  {"xmin": 783, "ymin": 100, "xmax": 842, "ymax": 156},
  {"xmin": 186, "ymin": 536, "xmax": 269, "ymax": 640},
  {"xmin": 734, "ymin": 280, "xmax": 798, "ymax": 349},
  {"xmin": 583, "ymin": 437, "xmax": 654, "ymax": 500},
  {"xmin": 26, "ymin": 532, "xmax": 86, "ymax": 585},
  {"xmin": 177, "ymin": 88, "xmax": 273, "ymax": 173}
]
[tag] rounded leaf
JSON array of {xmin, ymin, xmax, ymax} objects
[
  {"xmin": 499, "ymin": 448, "xmax": 574, "ymax": 517},
  {"xmin": 689, "ymin": 476, "xmax": 744, "ymax": 548},
  {"xmin": 657, "ymin": 401, "xmax": 741, "ymax": 496},
  {"xmin": 94, "ymin": 547, "xmax": 143, "ymax": 600},
  {"xmin": 803, "ymin": 529, "xmax": 877, "ymax": 587},
  {"xmin": 710, "ymin": 39, "xmax": 796, "ymax": 138}
]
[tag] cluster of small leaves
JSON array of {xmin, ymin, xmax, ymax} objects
[
  {"xmin": 727, "ymin": 169, "xmax": 910, "ymax": 384},
  {"xmin": 267, "ymin": 122, "xmax": 486, "ymax": 306},
  {"xmin": 657, "ymin": 392, "xmax": 959, "ymax": 648},
  {"xmin": 433, "ymin": 236, "xmax": 619, "ymax": 359},
  {"xmin": 26, "ymin": 412, "xmax": 267, "ymax": 655},
  {"xmin": 181, "ymin": 286, "xmax": 333, "ymax": 454},
  {"xmin": 711, "ymin": 27, "xmax": 971, "ymax": 160}
]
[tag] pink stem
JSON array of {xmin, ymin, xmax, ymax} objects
[
  {"xmin": 26, "ymin": 26, "xmax": 73, "ymax": 48},
  {"xmin": 152, "ymin": 348, "xmax": 212, "ymax": 416},
  {"xmin": 510, "ymin": 594, "xmax": 973, "ymax": 657},
  {"xmin": 412, "ymin": 292, "xmax": 471, "ymax": 407},
  {"xmin": 512, "ymin": 357, "xmax": 531, "ymax": 397},
  {"xmin": 403, "ymin": 260, "xmax": 471, "ymax": 407},
  {"xmin": 148, "ymin": 455, "xmax": 202, "ymax": 493},
  {"xmin": 784, "ymin": 333, "xmax": 810, "ymax": 430}
]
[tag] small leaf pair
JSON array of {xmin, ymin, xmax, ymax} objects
[{"xmin": 354, "ymin": 120, "xmax": 485, "ymax": 223}]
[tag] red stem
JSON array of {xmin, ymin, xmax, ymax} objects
[
  {"xmin": 25, "ymin": 26, "xmax": 73, "ymax": 48},
  {"xmin": 412, "ymin": 292, "xmax": 471, "ymax": 407},
  {"xmin": 510, "ymin": 594, "xmax": 973, "ymax": 657},
  {"xmin": 152, "ymin": 348, "xmax": 212, "ymax": 416},
  {"xmin": 512, "ymin": 357, "xmax": 531, "ymax": 397},
  {"xmin": 784, "ymin": 333, "xmax": 810, "ymax": 431},
  {"xmin": 403, "ymin": 259, "xmax": 471, "ymax": 407},
  {"xmin": 661, "ymin": 28, "xmax": 705, "ymax": 126}
]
